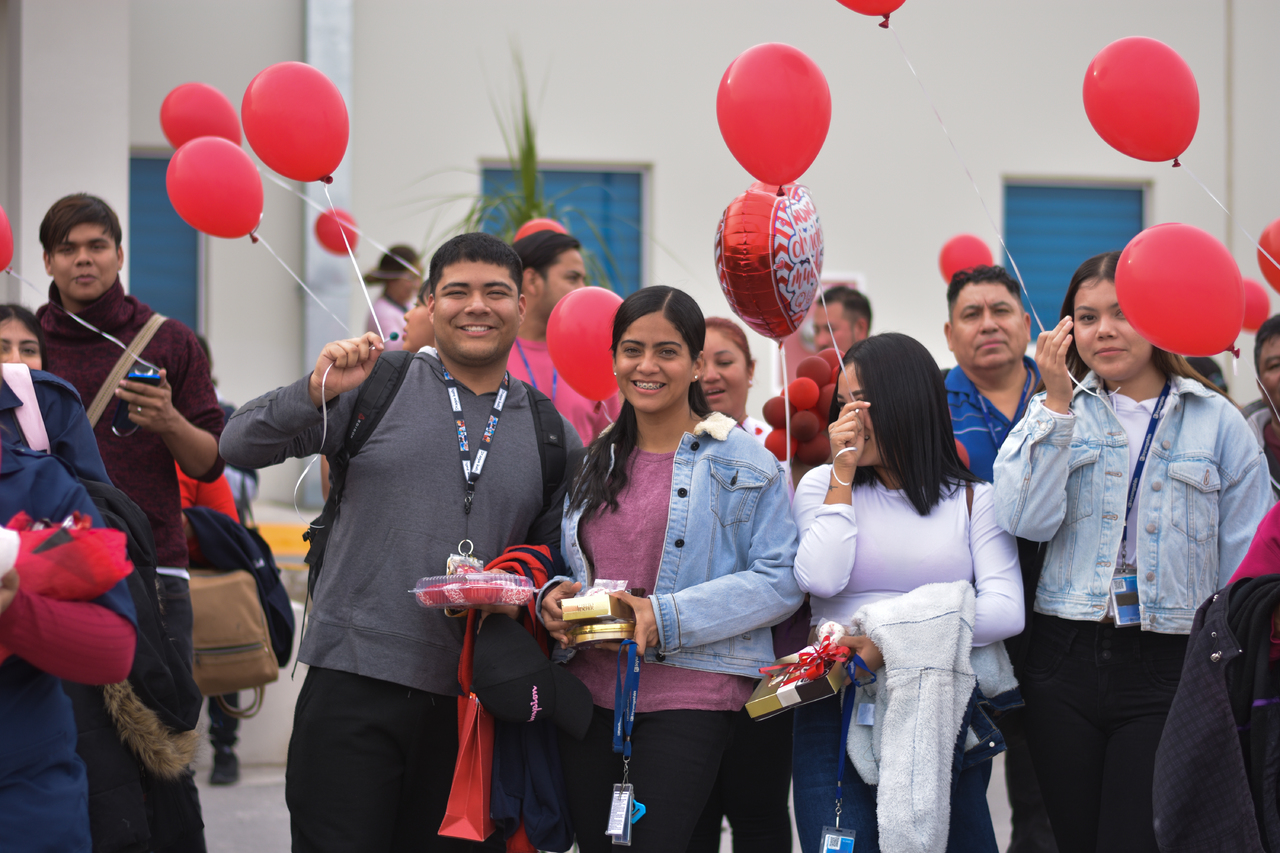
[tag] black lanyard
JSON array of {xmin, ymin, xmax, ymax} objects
[
  {"xmin": 976, "ymin": 367, "xmax": 1034, "ymax": 448},
  {"xmin": 1120, "ymin": 381, "xmax": 1172, "ymax": 566},
  {"xmin": 441, "ymin": 367, "xmax": 510, "ymax": 515}
]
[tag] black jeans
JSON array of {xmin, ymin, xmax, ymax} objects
[
  {"xmin": 1000, "ymin": 710, "xmax": 1058, "ymax": 853},
  {"xmin": 559, "ymin": 705, "xmax": 734, "ymax": 853},
  {"xmin": 1020, "ymin": 614, "xmax": 1188, "ymax": 853},
  {"xmin": 285, "ymin": 667, "xmax": 503, "ymax": 853},
  {"xmin": 208, "ymin": 693, "xmax": 239, "ymax": 749},
  {"xmin": 686, "ymin": 708, "xmax": 794, "ymax": 853}
]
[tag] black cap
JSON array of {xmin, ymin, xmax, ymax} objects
[{"xmin": 473, "ymin": 614, "xmax": 593, "ymax": 741}]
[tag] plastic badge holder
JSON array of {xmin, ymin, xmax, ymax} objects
[{"xmin": 411, "ymin": 573, "xmax": 534, "ymax": 609}]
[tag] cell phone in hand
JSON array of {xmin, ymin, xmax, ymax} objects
[{"xmin": 111, "ymin": 367, "xmax": 162, "ymax": 437}]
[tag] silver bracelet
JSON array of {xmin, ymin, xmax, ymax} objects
[{"xmin": 831, "ymin": 447, "xmax": 858, "ymax": 487}]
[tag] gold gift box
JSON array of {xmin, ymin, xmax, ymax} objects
[
  {"xmin": 745, "ymin": 653, "xmax": 850, "ymax": 720},
  {"xmin": 567, "ymin": 622, "xmax": 636, "ymax": 647},
  {"xmin": 561, "ymin": 593, "xmax": 634, "ymax": 622}
]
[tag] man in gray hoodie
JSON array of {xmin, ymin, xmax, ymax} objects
[{"xmin": 221, "ymin": 233, "xmax": 581, "ymax": 852}]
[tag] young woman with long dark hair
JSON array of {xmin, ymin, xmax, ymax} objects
[
  {"xmin": 993, "ymin": 250, "xmax": 1271, "ymax": 853},
  {"xmin": 791, "ymin": 332, "xmax": 1024, "ymax": 853},
  {"xmin": 540, "ymin": 286, "xmax": 803, "ymax": 853}
]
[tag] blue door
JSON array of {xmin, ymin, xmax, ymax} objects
[
  {"xmin": 129, "ymin": 156, "xmax": 200, "ymax": 331},
  {"xmin": 1003, "ymin": 184, "xmax": 1144, "ymax": 330},
  {"xmin": 481, "ymin": 168, "xmax": 644, "ymax": 295}
]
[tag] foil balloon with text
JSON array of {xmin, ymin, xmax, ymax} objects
[{"xmin": 714, "ymin": 182, "xmax": 824, "ymax": 341}]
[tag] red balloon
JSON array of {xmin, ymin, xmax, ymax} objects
[
  {"xmin": 1083, "ymin": 37, "xmax": 1199, "ymax": 164},
  {"xmin": 796, "ymin": 356, "xmax": 832, "ymax": 386},
  {"xmin": 1243, "ymin": 278, "xmax": 1270, "ymax": 334},
  {"xmin": 716, "ymin": 44, "xmax": 831, "ymax": 186},
  {"xmin": 546, "ymin": 287, "xmax": 625, "ymax": 402},
  {"xmin": 715, "ymin": 182, "xmax": 824, "ymax": 341},
  {"xmin": 817, "ymin": 383, "xmax": 837, "ymax": 423},
  {"xmin": 762, "ymin": 396, "xmax": 792, "ymax": 430},
  {"xmin": 166, "ymin": 137, "xmax": 263, "ymax": 239},
  {"xmin": 939, "ymin": 234, "xmax": 993, "ymax": 284},
  {"xmin": 242, "ymin": 61, "xmax": 349, "ymax": 182},
  {"xmin": 816, "ymin": 348, "xmax": 842, "ymax": 373},
  {"xmin": 835, "ymin": 0, "xmax": 905, "ymax": 24},
  {"xmin": 1115, "ymin": 223, "xmax": 1243, "ymax": 357},
  {"xmin": 790, "ymin": 410, "xmax": 821, "ymax": 443},
  {"xmin": 0, "ymin": 203, "xmax": 12, "ymax": 270},
  {"xmin": 160, "ymin": 82, "xmax": 241, "ymax": 149},
  {"xmin": 315, "ymin": 208, "xmax": 359, "ymax": 254},
  {"xmin": 955, "ymin": 439, "xmax": 971, "ymax": 468},
  {"xmin": 765, "ymin": 429, "xmax": 798, "ymax": 462},
  {"xmin": 1258, "ymin": 218, "xmax": 1280, "ymax": 293},
  {"xmin": 785, "ymin": 378, "xmax": 820, "ymax": 411},
  {"xmin": 796, "ymin": 433, "xmax": 832, "ymax": 466},
  {"xmin": 513, "ymin": 218, "xmax": 568, "ymax": 242}
]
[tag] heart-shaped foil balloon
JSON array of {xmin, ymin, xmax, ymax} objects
[{"xmin": 714, "ymin": 182, "xmax": 824, "ymax": 341}]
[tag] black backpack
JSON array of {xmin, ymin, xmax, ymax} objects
[{"xmin": 301, "ymin": 350, "xmax": 568, "ymax": 598}]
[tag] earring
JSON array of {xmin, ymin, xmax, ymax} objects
[
  {"xmin": 694, "ymin": 375, "xmax": 700, "ymax": 381},
  {"xmin": 749, "ymin": 380, "xmax": 754, "ymax": 387}
]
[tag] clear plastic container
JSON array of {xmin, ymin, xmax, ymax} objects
[{"xmin": 411, "ymin": 573, "xmax": 534, "ymax": 609}]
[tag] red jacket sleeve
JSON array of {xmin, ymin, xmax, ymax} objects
[{"xmin": 0, "ymin": 588, "xmax": 136, "ymax": 683}]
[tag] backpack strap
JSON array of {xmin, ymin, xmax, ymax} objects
[
  {"xmin": 1, "ymin": 364, "xmax": 50, "ymax": 452},
  {"xmin": 302, "ymin": 350, "xmax": 414, "ymax": 598},
  {"xmin": 522, "ymin": 381, "xmax": 567, "ymax": 514},
  {"xmin": 86, "ymin": 313, "xmax": 166, "ymax": 428}
]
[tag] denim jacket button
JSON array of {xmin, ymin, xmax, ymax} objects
[
  {"xmin": 674, "ymin": 538, "xmax": 685, "ymax": 548},
  {"xmin": 677, "ymin": 488, "xmax": 688, "ymax": 498},
  {"xmin": 1146, "ymin": 522, "xmax": 1156, "ymax": 534},
  {"xmin": 1151, "ymin": 481, "xmax": 1163, "ymax": 491},
  {"xmin": 655, "ymin": 651, "xmax": 666, "ymax": 662},
  {"xmin": 690, "ymin": 441, "xmax": 700, "ymax": 451},
  {"xmin": 1146, "ymin": 572, "xmax": 1155, "ymax": 582},
  {"xmin": 1161, "ymin": 440, "xmax": 1171, "ymax": 450}
]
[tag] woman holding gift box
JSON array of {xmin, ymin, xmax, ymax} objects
[
  {"xmin": 992, "ymin": 251, "xmax": 1269, "ymax": 853},
  {"xmin": 791, "ymin": 332, "xmax": 1025, "ymax": 853},
  {"xmin": 540, "ymin": 286, "xmax": 804, "ymax": 853}
]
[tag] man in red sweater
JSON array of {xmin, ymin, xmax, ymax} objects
[{"xmin": 34, "ymin": 193, "xmax": 225, "ymax": 668}]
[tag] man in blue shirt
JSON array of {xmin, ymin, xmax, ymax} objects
[
  {"xmin": 944, "ymin": 264, "xmax": 1055, "ymax": 853},
  {"xmin": 944, "ymin": 265, "xmax": 1038, "ymax": 481}
]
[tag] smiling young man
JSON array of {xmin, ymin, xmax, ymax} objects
[{"xmin": 221, "ymin": 232, "xmax": 582, "ymax": 853}]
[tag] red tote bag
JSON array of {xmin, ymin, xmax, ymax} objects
[{"xmin": 439, "ymin": 610, "xmax": 496, "ymax": 841}]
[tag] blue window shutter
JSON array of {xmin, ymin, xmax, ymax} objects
[
  {"xmin": 129, "ymin": 157, "xmax": 200, "ymax": 331},
  {"xmin": 481, "ymin": 168, "xmax": 644, "ymax": 295},
  {"xmin": 1003, "ymin": 184, "xmax": 1144, "ymax": 329}
]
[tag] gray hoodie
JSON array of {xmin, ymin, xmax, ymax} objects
[{"xmin": 220, "ymin": 350, "xmax": 581, "ymax": 695}]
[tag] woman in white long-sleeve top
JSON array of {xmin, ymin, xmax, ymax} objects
[
  {"xmin": 992, "ymin": 251, "xmax": 1271, "ymax": 853},
  {"xmin": 791, "ymin": 332, "xmax": 1023, "ymax": 853}
]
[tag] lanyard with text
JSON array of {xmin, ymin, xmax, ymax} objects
[
  {"xmin": 608, "ymin": 640, "xmax": 644, "ymax": 844},
  {"xmin": 822, "ymin": 655, "xmax": 875, "ymax": 849},
  {"xmin": 977, "ymin": 367, "xmax": 1035, "ymax": 447},
  {"xmin": 1119, "ymin": 381, "xmax": 1172, "ymax": 569},
  {"xmin": 514, "ymin": 340, "xmax": 557, "ymax": 402},
  {"xmin": 441, "ymin": 367, "xmax": 511, "ymax": 517}
]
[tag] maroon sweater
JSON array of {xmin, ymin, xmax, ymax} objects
[{"xmin": 37, "ymin": 280, "xmax": 225, "ymax": 568}]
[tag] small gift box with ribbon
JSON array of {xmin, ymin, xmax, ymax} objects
[{"xmin": 746, "ymin": 637, "xmax": 851, "ymax": 720}]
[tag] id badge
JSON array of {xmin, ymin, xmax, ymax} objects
[
  {"xmin": 1110, "ymin": 568, "xmax": 1140, "ymax": 627},
  {"xmin": 820, "ymin": 826, "xmax": 857, "ymax": 851},
  {"xmin": 606, "ymin": 783, "xmax": 635, "ymax": 845}
]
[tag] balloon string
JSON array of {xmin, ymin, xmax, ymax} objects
[
  {"xmin": 322, "ymin": 182, "xmax": 385, "ymax": 342},
  {"xmin": 1178, "ymin": 160, "xmax": 1280, "ymax": 274},
  {"xmin": 884, "ymin": 23, "xmax": 1045, "ymax": 335},
  {"xmin": 252, "ymin": 230, "xmax": 350, "ymax": 333},
  {"xmin": 814, "ymin": 286, "xmax": 853, "ymax": 391},
  {"xmin": 294, "ymin": 363, "xmax": 334, "ymax": 525},
  {"xmin": 4, "ymin": 267, "xmax": 163, "ymax": 372},
  {"xmin": 260, "ymin": 170, "xmax": 423, "ymax": 276},
  {"xmin": 885, "ymin": 22, "xmax": 1103, "ymax": 402},
  {"xmin": 780, "ymin": 343, "xmax": 792, "ymax": 466}
]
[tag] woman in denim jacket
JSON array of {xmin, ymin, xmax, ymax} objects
[
  {"xmin": 539, "ymin": 286, "xmax": 802, "ymax": 853},
  {"xmin": 993, "ymin": 251, "xmax": 1271, "ymax": 853}
]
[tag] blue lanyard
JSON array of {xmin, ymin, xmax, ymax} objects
[
  {"xmin": 1120, "ymin": 381, "xmax": 1172, "ymax": 565},
  {"xmin": 514, "ymin": 339, "xmax": 556, "ymax": 402},
  {"xmin": 976, "ymin": 366, "xmax": 1035, "ymax": 448},
  {"xmin": 613, "ymin": 640, "xmax": 640, "ymax": 757},
  {"xmin": 835, "ymin": 655, "xmax": 876, "ymax": 820}
]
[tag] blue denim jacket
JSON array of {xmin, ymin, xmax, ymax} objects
[
  {"xmin": 548, "ymin": 412, "xmax": 803, "ymax": 678},
  {"xmin": 993, "ymin": 373, "xmax": 1271, "ymax": 633}
]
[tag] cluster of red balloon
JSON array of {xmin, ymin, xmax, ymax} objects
[
  {"xmin": 761, "ymin": 352, "xmax": 842, "ymax": 463},
  {"xmin": 163, "ymin": 62, "xmax": 349, "ymax": 243}
]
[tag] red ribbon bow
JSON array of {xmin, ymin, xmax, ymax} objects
[{"xmin": 759, "ymin": 636, "xmax": 850, "ymax": 687}]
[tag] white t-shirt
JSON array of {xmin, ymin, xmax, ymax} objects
[
  {"xmin": 1110, "ymin": 392, "xmax": 1159, "ymax": 567},
  {"xmin": 792, "ymin": 466, "xmax": 1024, "ymax": 646}
]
